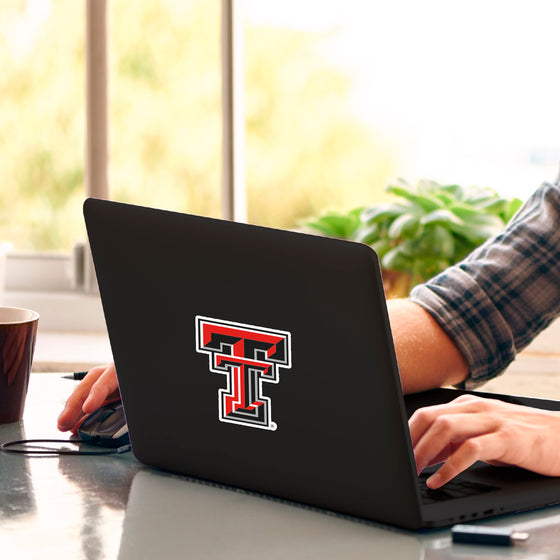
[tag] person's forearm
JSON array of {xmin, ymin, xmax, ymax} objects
[{"xmin": 387, "ymin": 299, "xmax": 469, "ymax": 394}]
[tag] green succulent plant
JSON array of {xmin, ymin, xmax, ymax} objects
[{"xmin": 303, "ymin": 179, "xmax": 523, "ymax": 297}]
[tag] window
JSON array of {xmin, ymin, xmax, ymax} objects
[
  {"xmin": 0, "ymin": 0, "xmax": 85, "ymax": 252},
  {"xmin": 244, "ymin": 0, "xmax": 560, "ymax": 206},
  {"xmin": 109, "ymin": 1, "xmax": 222, "ymax": 218},
  {"xmin": 3, "ymin": 0, "xmax": 560, "ymax": 334}
]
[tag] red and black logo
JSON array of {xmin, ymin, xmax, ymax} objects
[{"xmin": 195, "ymin": 316, "xmax": 292, "ymax": 431}]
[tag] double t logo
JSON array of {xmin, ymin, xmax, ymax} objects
[{"xmin": 195, "ymin": 316, "xmax": 292, "ymax": 431}]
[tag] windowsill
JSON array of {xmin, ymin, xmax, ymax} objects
[
  {"xmin": 5, "ymin": 290, "xmax": 106, "ymax": 332},
  {"xmin": 32, "ymin": 331, "xmax": 112, "ymax": 373},
  {"xmin": 5, "ymin": 290, "xmax": 112, "ymax": 372}
]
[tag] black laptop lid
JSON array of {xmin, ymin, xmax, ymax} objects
[{"xmin": 84, "ymin": 198, "xmax": 422, "ymax": 528}]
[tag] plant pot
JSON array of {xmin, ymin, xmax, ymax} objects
[{"xmin": 382, "ymin": 269, "xmax": 412, "ymax": 299}]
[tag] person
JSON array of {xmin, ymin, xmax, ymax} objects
[{"xmin": 57, "ymin": 171, "xmax": 560, "ymax": 490}]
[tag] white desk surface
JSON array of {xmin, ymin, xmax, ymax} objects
[{"xmin": 2, "ymin": 374, "xmax": 560, "ymax": 559}]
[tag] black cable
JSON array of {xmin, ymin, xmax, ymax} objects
[{"xmin": 1, "ymin": 438, "xmax": 132, "ymax": 456}]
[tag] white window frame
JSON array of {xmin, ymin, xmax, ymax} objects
[{"xmin": 5, "ymin": 0, "xmax": 246, "ymax": 333}]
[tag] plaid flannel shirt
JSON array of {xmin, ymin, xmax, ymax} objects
[{"xmin": 410, "ymin": 171, "xmax": 560, "ymax": 389}]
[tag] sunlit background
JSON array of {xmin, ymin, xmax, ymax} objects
[{"xmin": 1, "ymin": 0, "xmax": 559, "ymax": 251}]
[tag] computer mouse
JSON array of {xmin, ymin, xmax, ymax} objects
[{"xmin": 77, "ymin": 400, "xmax": 130, "ymax": 448}]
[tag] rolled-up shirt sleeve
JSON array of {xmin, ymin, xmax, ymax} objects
[{"xmin": 409, "ymin": 175, "xmax": 560, "ymax": 389}]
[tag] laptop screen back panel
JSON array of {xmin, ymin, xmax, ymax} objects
[{"xmin": 84, "ymin": 198, "xmax": 422, "ymax": 529}]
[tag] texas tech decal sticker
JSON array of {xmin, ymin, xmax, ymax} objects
[{"xmin": 195, "ymin": 316, "xmax": 292, "ymax": 431}]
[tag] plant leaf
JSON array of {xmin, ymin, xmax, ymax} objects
[
  {"xmin": 387, "ymin": 213, "xmax": 422, "ymax": 239},
  {"xmin": 448, "ymin": 217, "xmax": 503, "ymax": 243},
  {"xmin": 420, "ymin": 208, "xmax": 465, "ymax": 227},
  {"xmin": 381, "ymin": 246, "xmax": 414, "ymax": 273},
  {"xmin": 501, "ymin": 197, "xmax": 523, "ymax": 222},
  {"xmin": 361, "ymin": 202, "xmax": 408, "ymax": 224},
  {"xmin": 303, "ymin": 214, "xmax": 351, "ymax": 238},
  {"xmin": 354, "ymin": 223, "xmax": 380, "ymax": 244},
  {"xmin": 438, "ymin": 183, "xmax": 465, "ymax": 200},
  {"xmin": 417, "ymin": 225, "xmax": 455, "ymax": 259},
  {"xmin": 386, "ymin": 185, "xmax": 443, "ymax": 212},
  {"xmin": 303, "ymin": 207, "xmax": 365, "ymax": 239},
  {"xmin": 369, "ymin": 238, "xmax": 393, "ymax": 257}
]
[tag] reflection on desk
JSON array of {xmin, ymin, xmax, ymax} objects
[
  {"xmin": 2, "ymin": 374, "xmax": 560, "ymax": 559},
  {"xmin": 119, "ymin": 470, "xmax": 426, "ymax": 559}
]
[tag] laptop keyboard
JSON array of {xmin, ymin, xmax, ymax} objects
[{"xmin": 419, "ymin": 474, "xmax": 498, "ymax": 505}]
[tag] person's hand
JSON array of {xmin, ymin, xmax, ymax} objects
[
  {"xmin": 409, "ymin": 394, "xmax": 560, "ymax": 489},
  {"xmin": 57, "ymin": 362, "xmax": 119, "ymax": 434}
]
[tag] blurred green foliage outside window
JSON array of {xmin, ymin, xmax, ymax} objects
[
  {"xmin": 1, "ymin": 0, "xmax": 85, "ymax": 250},
  {"xmin": 1, "ymin": 0, "xmax": 395, "ymax": 251}
]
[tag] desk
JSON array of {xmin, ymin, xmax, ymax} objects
[{"xmin": 2, "ymin": 374, "xmax": 560, "ymax": 559}]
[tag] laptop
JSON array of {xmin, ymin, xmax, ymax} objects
[{"xmin": 84, "ymin": 197, "xmax": 560, "ymax": 530}]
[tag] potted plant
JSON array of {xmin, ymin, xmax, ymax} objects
[{"xmin": 303, "ymin": 179, "xmax": 522, "ymax": 298}]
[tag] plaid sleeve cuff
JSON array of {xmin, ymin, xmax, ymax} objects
[{"xmin": 410, "ymin": 270, "xmax": 516, "ymax": 389}]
